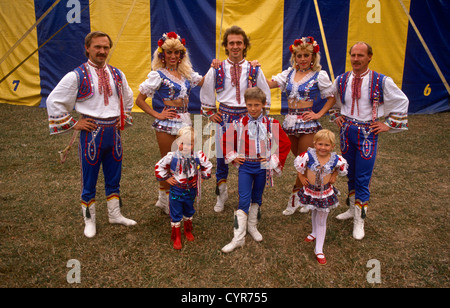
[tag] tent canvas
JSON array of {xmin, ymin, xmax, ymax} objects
[{"xmin": 0, "ymin": 0, "xmax": 449, "ymax": 115}]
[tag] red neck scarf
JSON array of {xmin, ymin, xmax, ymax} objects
[
  {"xmin": 228, "ymin": 59, "xmax": 245, "ymax": 104},
  {"xmin": 88, "ymin": 60, "xmax": 113, "ymax": 106},
  {"xmin": 351, "ymin": 69, "xmax": 370, "ymax": 117}
]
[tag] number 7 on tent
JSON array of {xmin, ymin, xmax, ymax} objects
[{"xmin": 12, "ymin": 80, "xmax": 20, "ymax": 91}]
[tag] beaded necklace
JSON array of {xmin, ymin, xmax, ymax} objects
[
  {"xmin": 165, "ymin": 66, "xmax": 177, "ymax": 71},
  {"xmin": 297, "ymin": 67, "xmax": 311, "ymax": 73}
]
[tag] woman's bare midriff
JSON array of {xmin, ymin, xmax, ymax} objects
[
  {"xmin": 287, "ymin": 99, "xmax": 313, "ymax": 109},
  {"xmin": 164, "ymin": 98, "xmax": 188, "ymax": 107}
]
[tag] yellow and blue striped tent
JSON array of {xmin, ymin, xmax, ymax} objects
[{"xmin": 1, "ymin": 0, "xmax": 449, "ymax": 114}]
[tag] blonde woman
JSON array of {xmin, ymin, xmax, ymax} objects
[
  {"xmin": 136, "ymin": 32, "xmax": 204, "ymax": 214},
  {"xmin": 267, "ymin": 36, "xmax": 336, "ymax": 215}
]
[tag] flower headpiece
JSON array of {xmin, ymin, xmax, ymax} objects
[
  {"xmin": 157, "ymin": 32, "xmax": 187, "ymax": 59},
  {"xmin": 289, "ymin": 36, "xmax": 320, "ymax": 54}
]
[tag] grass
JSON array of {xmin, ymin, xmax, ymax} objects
[{"xmin": 0, "ymin": 103, "xmax": 448, "ymax": 288}]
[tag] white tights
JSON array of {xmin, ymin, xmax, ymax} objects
[{"xmin": 310, "ymin": 209, "xmax": 329, "ymax": 255}]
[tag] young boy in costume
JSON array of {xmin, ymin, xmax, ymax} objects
[
  {"xmin": 155, "ymin": 126, "xmax": 212, "ymax": 250},
  {"xmin": 221, "ymin": 87, "xmax": 291, "ymax": 253}
]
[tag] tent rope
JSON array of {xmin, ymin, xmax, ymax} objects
[
  {"xmin": 398, "ymin": 0, "xmax": 449, "ymax": 95},
  {"xmin": 217, "ymin": 0, "xmax": 225, "ymax": 59},
  {"xmin": 207, "ymin": 0, "xmax": 225, "ymax": 161},
  {"xmin": 106, "ymin": 0, "xmax": 137, "ymax": 64},
  {"xmin": 0, "ymin": 0, "xmax": 62, "ymax": 65},
  {"xmin": 0, "ymin": 0, "xmax": 94, "ymax": 85},
  {"xmin": 313, "ymin": 0, "xmax": 334, "ymax": 81}
]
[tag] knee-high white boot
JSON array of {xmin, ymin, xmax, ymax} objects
[
  {"xmin": 221, "ymin": 210, "xmax": 247, "ymax": 253},
  {"xmin": 107, "ymin": 197, "xmax": 137, "ymax": 226},
  {"xmin": 82, "ymin": 203, "xmax": 96, "ymax": 238},
  {"xmin": 336, "ymin": 194, "xmax": 355, "ymax": 220},
  {"xmin": 214, "ymin": 183, "xmax": 228, "ymax": 213},
  {"xmin": 155, "ymin": 188, "xmax": 170, "ymax": 214},
  {"xmin": 248, "ymin": 203, "xmax": 263, "ymax": 242},
  {"xmin": 353, "ymin": 206, "xmax": 367, "ymax": 240},
  {"xmin": 282, "ymin": 192, "xmax": 300, "ymax": 215}
]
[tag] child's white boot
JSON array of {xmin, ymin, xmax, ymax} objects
[
  {"xmin": 221, "ymin": 210, "xmax": 247, "ymax": 253},
  {"xmin": 107, "ymin": 197, "xmax": 137, "ymax": 226},
  {"xmin": 214, "ymin": 183, "xmax": 228, "ymax": 212},
  {"xmin": 155, "ymin": 188, "xmax": 170, "ymax": 214},
  {"xmin": 247, "ymin": 203, "xmax": 263, "ymax": 242},
  {"xmin": 82, "ymin": 203, "xmax": 96, "ymax": 238}
]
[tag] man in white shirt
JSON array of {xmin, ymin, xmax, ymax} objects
[
  {"xmin": 200, "ymin": 25, "xmax": 271, "ymax": 212},
  {"xmin": 331, "ymin": 42, "xmax": 409, "ymax": 240},
  {"xmin": 46, "ymin": 31, "xmax": 136, "ymax": 238}
]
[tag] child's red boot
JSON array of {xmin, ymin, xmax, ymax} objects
[
  {"xmin": 171, "ymin": 222, "xmax": 182, "ymax": 250},
  {"xmin": 183, "ymin": 217, "xmax": 195, "ymax": 241}
]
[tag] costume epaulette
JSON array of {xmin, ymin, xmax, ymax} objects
[
  {"xmin": 215, "ymin": 62, "xmax": 225, "ymax": 93},
  {"xmin": 248, "ymin": 64, "xmax": 259, "ymax": 88}
]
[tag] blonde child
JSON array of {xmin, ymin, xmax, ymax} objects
[
  {"xmin": 155, "ymin": 126, "xmax": 212, "ymax": 249},
  {"xmin": 294, "ymin": 129, "xmax": 348, "ymax": 264}
]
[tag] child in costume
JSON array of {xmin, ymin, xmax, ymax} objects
[
  {"xmin": 221, "ymin": 87, "xmax": 291, "ymax": 253},
  {"xmin": 155, "ymin": 126, "xmax": 212, "ymax": 249},
  {"xmin": 294, "ymin": 129, "xmax": 348, "ymax": 264}
]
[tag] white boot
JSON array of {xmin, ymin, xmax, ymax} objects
[
  {"xmin": 107, "ymin": 197, "xmax": 137, "ymax": 226},
  {"xmin": 214, "ymin": 183, "xmax": 228, "ymax": 213},
  {"xmin": 82, "ymin": 203, "xmax": 96, "ymax": 238},
  {"xmin": 299, "ymin": 206, "xmax": 310, "ymax": 213},
  {"xmin": 336, "ymin": 195, "xmax": 355, "ymax": 220},
  {"xmin": 221, "ymin": 210, "xmax": 247, "ymax": 253},
  {"xmin": 155, "ymin": 189, "xmax": 169, "ymax": 215},
  {"xmin": 282, "ymin": 192, "xmax": 300, "ymax": 215},
  {"xmin": 353, "ymin": 206, "xmax": 366, "ymax": 240},
  {"xmin": 248, "ymin": 203, "xmax": 263, "ymax": 242}
]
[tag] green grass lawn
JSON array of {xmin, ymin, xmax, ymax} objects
[{"xmin": 0, "ymin": 104, "xmax": 448, "ymax": 288}]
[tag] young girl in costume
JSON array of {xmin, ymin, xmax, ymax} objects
[
  {"xmin": 155, "ymin": 126, "xmax": 212, "ymax": 250},
  {"xmin": 221, "ymin": 87, "xmax": 291, "ymax": 253},
  {"xmin": 136, "ymin": 32, "xmax": 204, "ymax": 214},
  {"xmin": 294, "ymin": 129, "xmax": 348, "ymax": 264},
  {"xmin": 267, "ymin": 37, "xmax": 336, "ymax": 216}
]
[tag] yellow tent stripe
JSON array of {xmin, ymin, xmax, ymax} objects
[
  {"xmin": 0, "ymin": 0, "xmax": 62, "ymax": 65},
  {"xmin": 216, "ymin": 0, "xmax": 284, "ymax": 114},
  {"xmin": 90, "ymin": 0, "xmax": 152, "ymax": 112},
  {"xmin": 346, "ymin": 0, "xmax": 410, "ymax": 87}
]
